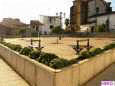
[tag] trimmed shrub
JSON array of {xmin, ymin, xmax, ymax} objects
[
  {"xmin": 13, "ymin": 45, "xmax": 22, "ymax": 52},
  {"xmin": 20, "ymin": 47, "xmax": 33, "ymax": 56},
  {"xmin": 30, "ymin": 51, "xmax": 41, "ymax": 59},
  {"xmin": 103, "ymin": 43, "xmax": 115, "ymax": 51},
  {"xmin": 0, "ymin": 41, "xmax": 6, "ymax": 44},
  {"xmin": 5, "ymin": 43, "xmax": 15, "ymax": 49},
  {"xmin": 38, "ymin": 53, "xmax": 58, "ymax": 66},
  {"xmin": 89, "ymin": 48, "xmax": 103, "ymax": 56},
  {"xmin": 49, "ymin": 58, "xmax": 70, "ymax": 69},
  {"xmin": 81, "ymin": 51, "xmax": 91, "ymax": 58},
  {"xmin": 0, "ymin": 42, "xmax": 22, "ymax": 52},
  {"xmin": 70, "ymin": 58, "xmax": 78, "ymax": 64},
  {"xmin": 76, "ymin": 51, "xmax": 91, "ymax": 61}
]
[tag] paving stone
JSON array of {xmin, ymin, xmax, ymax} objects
[
  {"xmin": 82, "ymin": 64, "xmax": 115, "ymax": 86},
  {"xmin": 0, "ymin": 58, "xmax": 30, "ymax": 86}
]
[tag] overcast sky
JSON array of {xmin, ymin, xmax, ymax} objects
[{"xmin": 0, "ymin": 0, "xmax": 113, "ymax": 24}]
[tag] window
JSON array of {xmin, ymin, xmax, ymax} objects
[{"xmin": 96, "ymin": 7, "xmax": 99, "ymax": 14}]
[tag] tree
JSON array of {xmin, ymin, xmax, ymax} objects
[
  {"xmin": 52, "ymin": 26, "xmax": 64, "ymax": 34},
  {"xmin": 65, "ymin": 19, "xmax": 70, "ymax": 26},
  {"xmin": 18, "ymin": 28, "xmax": 27, "ymax": 37},
  {"xmin": 96, "ymin": 24, "xmax": 106, "ymax": 32},
  {"xmin": 65, "ymin": 18, "xmax": 70, "ymax": 31}
]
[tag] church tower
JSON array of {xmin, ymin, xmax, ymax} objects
[{"xmin": 70, "ymin": 0, "xmax": 88, "ymax": 32}]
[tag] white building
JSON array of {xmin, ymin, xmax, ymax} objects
[
  {"xmin": 88, "ymin": 12, "xmax": 115, "ymax": 31},
  {"xmin": 39, "ymin": 15, "xmax": 61, "ymax": 34}
]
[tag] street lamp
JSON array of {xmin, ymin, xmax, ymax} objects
[
  {"xmin": 56, "ymin": 12, "xmax": 66, "ymax": 29},
  {"xmin": 30, "ymin": 25, "xmax": 33, "ymax": 48},
  {"xmin": 56, "ymin": 12, "xmax": 65, "ymax": 43},
  {"xmin": 38, "ymin": 31, "xmax": 41, "ymax": 49}
]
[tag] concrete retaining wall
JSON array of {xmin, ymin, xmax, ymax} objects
[
  {"xmin": 0, "ymin": 44, "xmax": 55, "ymax": 86},
  {"xmin": 0, "ymin": 44, "xmax": 115, "ymax": 86}
]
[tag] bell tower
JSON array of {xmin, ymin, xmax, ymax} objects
[{"xmin": 75, "ymin": 0, "xmax": 81, "ymax": 31}]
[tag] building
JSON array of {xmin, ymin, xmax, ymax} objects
[
  {"xmin": 70, "ymin": 0, "xmax": 88, "ymax": 31},
  {"xmin": 70, "ymin": 0, "xmax": 112, "ymax": 31},
  {"xmin": 0, "ymin": 24, "xmax": 12, "ymax": 37},
  {"xmin": 30, "ymin": 20, "xmax": 52, "ymax": 35},
  {"xmin": 0, "ymin": 18, "xmax": 27, "ymax": 36},
  {"xmin": 1, "ymin": 18, "xmax": 27, "ymax": 29},
  {"xmin": 39, "ymin": 15, "xmax": 61, "ymax": 34},
  {"xmin": 88, "ymin": 12, "xmax": 115, "ymax": 31}
]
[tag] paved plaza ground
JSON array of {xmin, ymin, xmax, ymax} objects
[
  {"xmin": 82, "ymin": 63, "xmax": 115, "ymax": 86},
  {"xmin": 5, "ymin": 37, "xmax": 115, "ymax": 60},
  {"xmin": 0, "ymin": 57, "xmax": 29, "ymax": 86}
]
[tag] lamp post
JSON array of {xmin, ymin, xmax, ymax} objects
[
  {"xmin": 30, "ymin": 25, "xmax": 33, "ymax": 48},
  {"xmin": 38, "ymin": 31, "xmax": 41, "ymax": 49},
  {"xmin": 56, "ymin": 12, "xmax": 65, "ymax": 43},
  {"xmin": 56, "ymin": 12, "xmax": 65, "ymax": 29}
]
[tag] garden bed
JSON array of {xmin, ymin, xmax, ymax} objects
[{"xmin": 0, "ymin": 41, "xmax": 115, "ymax": 86}]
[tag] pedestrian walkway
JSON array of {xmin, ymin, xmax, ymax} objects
[
  {"xmin": 0, "ymin": 58, "xmax": 29, "ymax": 86},
  {"xmin": 82, "ymin": 63, "xmax": 115, "ymax": 86}
]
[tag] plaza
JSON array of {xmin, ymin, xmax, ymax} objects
[
  {"xmin": 0, "ymin": 0, "xmax": 115, "ymax": 86},
  {"xmin": 4, "ymin": 37, "xmax": 115, "ymax": 60}
]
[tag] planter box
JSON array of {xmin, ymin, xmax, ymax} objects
[{"xmin": 0, "ymin": 44, "xmax": 115, "ymax": 86}]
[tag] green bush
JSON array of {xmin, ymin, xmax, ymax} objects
[
  {"xmin": 6, "ymin": 43, "xmax": 22, "ymax": 52},
  {"xmin": 13, "ymin": 45, "xmax": 22, "ymax": 52},
  {"xmin": 52, "ymin": 26, "xmax": 64, "ymax": 34},
  {"xmin": 20, "ymin": 47, "xmax": 33, "ymax": 56},
  {"xmin": 30, "ymin": 51, "xmax": 41, "ymax": 59},
  {"xmin": 103, "ymin": 43, "xmax": 115, "ymax": 51},
  {"xmin": 76, "ymin": 51, "xmax": 91, "ymax": 61},
  {"xmin": 49, "ymin": 58, "xmax": 70, "ymax": 69},
  {"xmin": 5, "ymin": 43, "xmax": 15, "ymax": 49},
  {"xmin": 0, "ymin": 41, "xmax": 7, "ymax": 45},
  {"xmin": 31, "ymin": 32, "xmax": 39, "ymax": 37},
  {"xmin": 96, "ymin": 24, "xmax": 106, "ymax": 32},
  {"xmin": 38, "ymin": 53, "xmax": 58, "ymax": 66},
  {"xmin": 81, "ymin": 51, "xmax": 91, "ymax": 58},
  {"xmin": 89, "ymin": 48, "xmax": 103, "ymax": 56},
  {"xmin": 70, "ymin": 58, "xmax": 78, "ymax": 64},
  {"xmin": 0, "ymin": 42, "xmax": 22, "ymax": 52}
]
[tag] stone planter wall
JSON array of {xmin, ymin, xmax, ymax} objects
[{"xmin": 0, "ymin": 44, "xmax": 114, "ymax": 86}]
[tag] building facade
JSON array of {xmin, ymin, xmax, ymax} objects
[
  {"xmin": 88, "ymin": 12, "xmax": 115, "ymax": 31},
  {"xmin": 0, "ymin": 24, "xmax": 12, "ymax": 37},
  {"xmin": 39, "ymin": 15, "xmax": 61, "ymax": 34},
  {"xmin": 0, "ymin": 18, "xmax": 27, "ymax": 36},
  {"xmin": 30, "ymin": 19, "xmax": 52, "ymax": 35},
  {"xmin": 1, "ymin": 18, "xmax": 27, "ymax": 29},
  {"xmin": 70, "ymin": 0, "xmax": 112, "ymax": 31}
]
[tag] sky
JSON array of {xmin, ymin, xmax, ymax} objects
[{"xmin": 0, "ymin": 0, "xmax": 114, "ymax": 24}]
